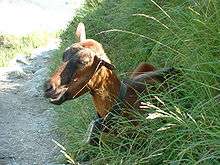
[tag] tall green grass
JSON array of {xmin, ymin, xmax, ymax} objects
[
  {"xmin": 0, "ymin": 32, "xmax": 56, "ymax": 67},
  {"xmin": 51, "ymin": 0, "xmax": 220, "ymax": 164}
]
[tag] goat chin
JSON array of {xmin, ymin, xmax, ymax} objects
[
  {"xmin": 50, "ymin": 96, "xmax": 65, "ymax": 105},
  {"xmin": 49, "ymin": 88, "xmax": 68, "ymax": 105}
]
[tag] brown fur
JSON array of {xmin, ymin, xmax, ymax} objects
[{"xmin": 88, "ymin": 67, "xmax": 121, "ymax": 117}]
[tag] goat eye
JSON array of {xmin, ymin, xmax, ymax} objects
[
  {"xmin": 78, "ymin": 61, "xmax": 83, "ymax": 65},
  {"xmin": 77, "ymin": 60, "xmax": 86, "ymax": 66},
  {"xmin": 63, "ymin": 53, "xmax": 67, "ymax": 61},
  {"xmin": 73, "ymin": 78, "xmax": 78, "ymax": 82}
]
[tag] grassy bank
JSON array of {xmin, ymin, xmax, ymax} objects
[
  {"xmin": 0, "ymin": 32, "xmax": 56, "ymax": 67},
  {"xmin": 51, "ymin": 0, "xmax": 220, "ymax": 164}
]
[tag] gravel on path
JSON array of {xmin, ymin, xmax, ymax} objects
[{"xmin": 0, "ymin": 41, "xmax": 61, "ymax": 165}]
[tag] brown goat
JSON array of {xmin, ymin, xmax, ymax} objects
[{"xmin": 44, "ymin": 23, "xmax": 175, "ymax": 144}]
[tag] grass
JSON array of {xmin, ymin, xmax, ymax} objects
[
  {"xmin": 50, "ymin": 0, "xmax": 220, "ymax": 164},
  {"xmin": 0, "ymin": 32, "xmax": 56, "ymax": 67}
]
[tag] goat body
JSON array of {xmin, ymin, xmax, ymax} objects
[{"xmin": 44, "ymin": 23, "xmax": 176, "ymax": 144}]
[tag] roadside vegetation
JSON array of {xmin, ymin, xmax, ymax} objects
[
  {"xmin": 0, "ymin": 32, "xmax": 56, "ymax": 67},
  {"xmin": 51, "ymin": 0, "xmax": 220, "ymax": 164}
]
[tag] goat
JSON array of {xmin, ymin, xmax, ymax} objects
[{"xmin": 44, "ymin": 23, "xmax": 176, "ymax": 145}]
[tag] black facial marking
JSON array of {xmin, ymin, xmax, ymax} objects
[
  {"xmin": 60, "ymin": 59, "xmax": 78, "ymax": 85},
  {"xmin": 63, "ymin": 51, "xmax": 70, "ymax": 62},
  {"xmin": 63, "ymin": 45, "xmax": 82, "ymax": 62},
  {"xmin": 60, "ymin": 44, "xmax": 93, "ymax": 86}
]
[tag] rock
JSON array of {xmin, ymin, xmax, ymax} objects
[
  {"xmin": 23, "ymin": 87, "xmax": 41, "ymax": 97},
  {"xmin": 46, "ymin": 163, "xmax": 68, "ymax": 165},
  {"xmin": 42, "ymin": 51, "xmax": 52, "ymax": 59},
  {"xmin": 23, "ymin": 67, "xmax": 48, "ymax": 97},
  {"xmin": 0, "ymin": 157, "xmax": 18, "ymax": 165},
  {"xmin": 7, "ymin": 66, "xmax": 27, "ymax": 79},
  {"xmin": 32, "ymin": 68, "xmax": 48, "ymax": 88},
  {"xmin": 30, "ymin": 47, "xmax": 47, "ymax": 60},
  {"xmin": 23, "ymin": 65, "xmax": 35, "ymax": 74},
  {"xmin": 33, "ymin": 67, "xmax": 48, "ymax": 77},
  {"xmin": 16, "ymin": 55, "xmax": 30, "ymax": 65}
]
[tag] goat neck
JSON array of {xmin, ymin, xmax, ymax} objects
[{"xmin": 87, "ymin": 66, "xmax": 121, "ymax": 117}]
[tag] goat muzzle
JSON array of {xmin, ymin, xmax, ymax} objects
[{"xmin": 44, "ymin": 81, "xmax": 68, "ymax": 104}]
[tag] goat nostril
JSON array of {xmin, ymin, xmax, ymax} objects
[
  {"xmin": 47, "ymin": 86, "xmax": 53, "ymax": 92},
  {"xmin": 45, "ymin": 83, "xmax": 53, "ymax": 92}
]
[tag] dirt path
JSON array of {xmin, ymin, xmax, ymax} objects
[{"xmin": 0, "ymin": 41, "xmax": 61, "ymax": 165}]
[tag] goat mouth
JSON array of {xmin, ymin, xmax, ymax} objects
[{"xmin": 49, "ymin": 88, "xmax": 68, "ymax": 104}]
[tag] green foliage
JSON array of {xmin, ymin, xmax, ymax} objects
[
  {"xmin": 51, "ymin": 0, "xmax": 220, "ymax": 164},
  {"xmin": 0, "ymin": 32, "xmax": 56, "ymax": 67}
]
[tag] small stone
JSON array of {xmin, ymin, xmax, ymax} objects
[
  {"xmin": 7, "ymin": 67, "xmax": 27, "ymax": 79},
  {"xmin": 0, "ymin": 157, "xmax": 17, "ymax": 165},
  {"xmin": 16, "ymin": 55, "xmax": 30, "ymax": 65}
]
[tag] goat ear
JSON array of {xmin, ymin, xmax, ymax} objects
[
  {"xmin": 94, "ymin": 56, "xmax": 115, "ymax": 70},
  {"xmin": 100, "ymin": 59, "xmax": 116, "ymax": 70},
  {"xmin": 75, "ymin": 22, "xmax": 86, "ymax": 42},
  {"xmin": 81, "ymin": 40, "xmax": 94, "ymax": 48}
]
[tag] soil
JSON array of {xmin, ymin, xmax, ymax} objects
[{"xmin": 0, "ymin": 41, "xmax": 61, "ymax": 165}]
